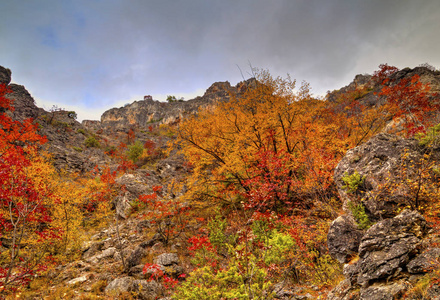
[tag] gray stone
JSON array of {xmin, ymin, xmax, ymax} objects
[
  {"xmin": 125, "ymin": 246, "xmax": 147, "ymax": 271},
  {"xmin": 114, "ymin": 191, "xmax": 133, "ymax": 219},
  {"xmin": 105, "ymin": 277, "xmax": 163, "ymax": 300},
  {"xmin": 334, "ymin": 133, "xmax": 422, "ymax": 221},
  {"xmin": 357, "ymin": 210, "xmax": 428, "ymax": 286},
  {"xmin": 0, "ymin": 66, "xmax": 11, "ymax": 85},
  {"xmin": 83, "ymin": 241, "xmax": 105, "ymax": 259},
  {"xmin": 100, "ymin": 79, "xmax": 255, "ymax": 131},
  {"xmin": 105, "ymin": 276, "xmax": 137, "ymax": 294},
  {"xmin": 407, "ymin": 247, "xmax": 440, "ymax": 274},
  {"xmin": 359, "ymin": 282, "xmax": 408, "ymax": 300},
  {"xmin": 67, "ymin": 275, "xmax": 88, "ymax": 285},
  {"xmin": 328, "ymin": 215, "xmax": 364, "ymax": 263},
  {"xmin": 154, "ymin": 253, "xmax": 179, "ymax": 266}
]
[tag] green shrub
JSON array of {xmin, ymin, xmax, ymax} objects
[
  {"xmin": 416, "ymin": 123, "xmax": 440, "ymax": 147},
  {"xmin": 174, "ymin": 257, "xmax": 274, "ymax": 299},
  {"xmin": 73, "ymin": 146, "xmax": 83, "ymax": 152},
  {"xmin": 67, "ymin": 111, "xmax": 77, "ymax": 119},
  {"xmin": 207, "ymin": 215, "xmax": 228, "ymax": 249},
  {"xmin": 84, "ymin": 135, "xmax": 100, "ymax": 148},
  {"xmin": 126, "ymin": 140, "xmax": 143, "ymax": 163},
  {"xmin": 342, "ymin": 171, "xmax": 365, "ymax": 193},
  {"xmin": 264, "ymin": 230, "xmax": 295, "ymax": 265},
  {"xmin": 348, "ymin": 201, "xmax": 372, "ymax": 230},
  {"xmin": 77, "ymin": 128, "xmax": 87, "ymax": 135}
]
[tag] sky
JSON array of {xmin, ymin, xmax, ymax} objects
[{"xmin": 1, "ymin": 0, "xmax": 440, "ymax": 122}]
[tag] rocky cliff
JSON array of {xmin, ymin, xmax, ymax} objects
[
  {"xmin": 327, "ymin": 133, "xmax": 440, "ymax": 300},
  {"xmin": 92, "ymin": 79, "xmax": 255, "ymax": 132},
  {"xmin": 0, "ymin": 66, "xmax": 111, "ymax": 172}
]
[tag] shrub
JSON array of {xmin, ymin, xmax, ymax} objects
[
  {"xmin": 77, "ymin": 128, "xmax": 87, "ymax": 135},
  {"xmin": 342, "ymin": 171, "xmax": 365, "ymax": 193},
  {"xmin": 348, "ymin": 201, "xmax": 372, "ymax": 230},
  {"xmin": 126, "ymin": 140, "xmax": 144, "ymax": 163},
  {"xmin": 84, "ymin": 135, "xmax": 100, "ymax": 148},
  {"xmin": 416, "ymin": 123, "xmax": 440, "ymax": 147},
  {"xmin": 67, "ymin": 111, "xmax": 77, "ymax": 119}
]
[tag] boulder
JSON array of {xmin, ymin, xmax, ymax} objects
[
  {"xmin": 154, "ymin": 253, "xmax": 179, "ymax": 266},
  {"xmin": 357, "ymin": 210, "xmax": 428, "ymax": 286},
  {"xmin": 105, "ymin": 277, "xmax": 163, "ymax": 299},
  {"xmin": 334, "ymin": 133, "xmax": 423, "ymax": 220},
  {"xmin": 114, "ymin": 191, "xmax": 133, "ymax": 219},
  {"xmin": 153, "ymin": 253, "xmax": 183, "ymax": 278},
  {"xmin": 407, "ymin": 247, "xmax": 440, "ymax": 274},
  {"xmin": 125, "ymin": 246, "xmax": 147, "ymax": 271},
  {"xmin": 328, "ymin": 215, "xmax": 364, "ymax": 263},
  {"xmin": 359, "ymin": 282, "xmax": 408, "ymax": 300}
]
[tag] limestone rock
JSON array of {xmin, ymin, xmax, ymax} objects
[
  {"xmin": 334, "ymin": 133, "xmax": 422, "ymax": 220},
  {"xmin": 328, "ymin": 215, "xmax": 364, "ymax": 263},
  {"xmin": 326, "ymin": 279, "xmax": 359, "ymax": 300},
  {"xmin": 6, "ymin": 84, "xmax": 44, "ymax": 121},
  {"xmin": 153, "ymin": 253, "xmax": 183, "ymax": 277},
  {"xmin": 114, "ymin": 191, "xmax": 133, "ymax": 219},
  {"xmin": 100, "ymin": 79, "xmax": 255, "ymax": 131},
  {"xmin": 67, "ymin": 275, "xmax": 88, "ymax": 285},
  {"xmin": 105, "ymin": 277, "xmax": 163, "ymax": 300},
  {"xmin": 357, "ymin": 210, "xmax": 428, "ymax": 286},
  {"xmin": 125, "ymin": 246, "xmax": 147, "ymax": 271},
  {"xmin": 0, "ymin": 66, "xmax": 12, "ymax": 85},
  {"xmin": 359, "ymin": 282, "xmax": 408, "ymax": 300},
  {"xmin": 115, "ymin": 172, "xmax": 152, "ymax": 197},
  {"xmin": 407, "ymin": 247, "xmax": 440, "ymax": 274},
  {"xmin": 154, "ymin": 253, "xmax": 179, "ymax": 266}
]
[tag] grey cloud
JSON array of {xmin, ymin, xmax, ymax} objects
[{"xmin": 1, "ymin": 0, "xmax": 439, "ymax": 121}]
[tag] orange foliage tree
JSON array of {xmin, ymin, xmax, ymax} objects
[{"xmin": 177, "ymin": 70, "xmax": 345, "ymax": 213}]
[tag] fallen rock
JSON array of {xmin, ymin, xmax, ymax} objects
[
  {"xmin": 154, "ymin": 253, "xmax": 179, "ymax": 266},
  {"xmin": 67, "ymin": 275, "xmax": 88, "ymax": 286}
]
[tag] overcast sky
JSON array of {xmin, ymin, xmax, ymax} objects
[{"xmin": 1, "ymin": 0, "xmax": 439, "ymax": 121}]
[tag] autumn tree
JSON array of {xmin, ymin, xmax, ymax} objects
[
  {"xmin": 0, "ymin": 84, "xmax": 58, "ymax": 292},
  {"xmin": 373, "ymin": 64, "xmax": 440, "ymax": 136},
  {"xmin": 177, "ymin": 70, "xmax": 344, "ymax": 214}
]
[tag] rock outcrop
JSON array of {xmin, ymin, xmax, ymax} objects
[
  {"xmin": 99, "ymin": 79, "xmax": 256, "ymax": 131},
  {"xmin": 0, "ymin": 65, "xmax": 113, "ymax": 172},
  {"xmin": 327, "ymin": 65, "xmax": 440, "ymax": 108},
  {"xmin": 0, "ymin": 66, "xmax": 12, "ymax": 85},
  {"xmin": 334, "ymin": 133, "xmax": 424, "ymax": 221},
  {"xmin": 328, "ymin": 133, "xmax": 440, "ymax": 300}
]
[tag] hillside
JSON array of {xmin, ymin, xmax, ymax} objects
[{"xmin": 1, "ymin": 64, "xmax": 440, "ymax": 300}]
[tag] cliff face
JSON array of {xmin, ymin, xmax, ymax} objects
[
  {"xmin": 96, "ymin": 79, "xmax": 255, "ymax": 132},
  {"xmin": 327, "ymin": 133, "xmax": 440, "ymax": 300},
  {"xmin": 0, "ymin": 66, "xmax": 111, "ymax": 172}
]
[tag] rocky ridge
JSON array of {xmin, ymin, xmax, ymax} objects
[
  {"xmin": 84, "ymin": 78, "xmax": 255, "ymax": 132},
  {"xmin": 327, "ymin": 65, "xmax": 440, "ymax": 109},
  {"xmin": 0, "ymin": 66, "xmax": 113, "ymax": 172}
]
